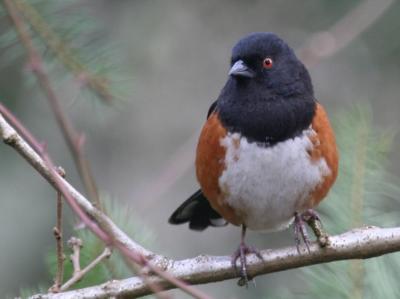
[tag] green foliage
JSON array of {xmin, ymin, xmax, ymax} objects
[
  {"xmin": 274, "ymin": 104, "xmax": 400, "ymax": 299},
  {"xmin": 0, "ymin": 0, "xmax": 129, "ymax": 103}
]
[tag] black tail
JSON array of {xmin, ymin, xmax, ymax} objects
[{"xmin": 168, "ymin": 189, "xmax": 227, "ymax": 231}]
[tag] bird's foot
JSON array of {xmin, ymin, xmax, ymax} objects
[
  {"xmin": 293, "ymin": 209, "xmax": 330, "ymax": 253},
  {"xmin": 302, "ymin": 209, "xmax": 330, "ymax": 247},
  {"xmin": 231, "ymin": 242, "xmax": 263, "ymax": 287}
]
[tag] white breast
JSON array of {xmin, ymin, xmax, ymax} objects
[{"xmin": 218, "ymin": 130, "xmax": 330, "ymax": 231}]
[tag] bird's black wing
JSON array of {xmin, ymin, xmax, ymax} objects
[
  {"xmin": 168, "ymin": 189, "xmax": 226, "ymax": 231},
  {"xmin": 207, "ymin": 100, "xmax": 218, "ymax": 119}
]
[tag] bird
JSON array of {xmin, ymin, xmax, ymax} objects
[{"xmin": 168, "ymin": 32, "xmax": 339, "ymax": 284}]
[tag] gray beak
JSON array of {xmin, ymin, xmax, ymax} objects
[{"xmin": 229, "ymin": 60, "xmax": 255, "ymax": 78}]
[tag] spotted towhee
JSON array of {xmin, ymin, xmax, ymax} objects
[{"xmin": 169, "ymin": 32, "xmax": 338, "ymax": 283}]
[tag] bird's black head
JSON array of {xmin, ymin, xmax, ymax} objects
[
  {"xmin": 217, "ymin": 32, "xmax": 316, "ymax": 144},
  {"xmin": 229, "ymin": 32, "xmax": 313, "ymax": 97}
]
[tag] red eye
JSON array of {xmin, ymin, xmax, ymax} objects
[{"xmin": 263, "ymin": 57, "xmax": 273, "ymax": 69}]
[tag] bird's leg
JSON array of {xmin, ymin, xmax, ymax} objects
[
  {"xmin": 231, "ymin": 225, "xmax": 263, "ymax": 287},
  {"xmin": 293, "ymin": 212, "xmax": 311, "ymax": 253},
  {"xmin": 301, "ymin": 209, "xmax": 330, "ymax": 247}
]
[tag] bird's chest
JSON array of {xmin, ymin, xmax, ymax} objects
[{"xmin": 218, "ymin": 130, "xmax": 330, "ymax": 231}]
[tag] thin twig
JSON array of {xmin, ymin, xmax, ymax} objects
[
  {"xmin": 0, "ymin": 103, "xmax": 43, "ymax": 153},
  {"xmin": 42, "ymin": 152, "xmax": 111, "ymax": 243},
  {"xmin": 68, "ymin": 237, "xmax": 83, "ymax": 277},
  {"xmin": 61, "ymin": 246, "xmax": 112, "ymax": 292},
  {"xmin": 2, "ymin": 0, "xmax": 102, "ymax": 210},
  {"xmin": 49, "ymin": 167, "xmax": 66, "ymax": 292}
]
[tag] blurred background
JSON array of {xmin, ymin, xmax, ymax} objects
[{"xmin": 1, "ymin": 0, "xmax": 400, "ymax": 298}]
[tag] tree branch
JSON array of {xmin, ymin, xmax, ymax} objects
[{"xmin": 29, "ymin": 226, "xmax": 400, "ymax": 299}]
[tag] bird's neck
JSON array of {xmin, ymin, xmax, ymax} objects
[{"xmin": 216, "ymin": 79, "xmax": 316, "ymax": 145}]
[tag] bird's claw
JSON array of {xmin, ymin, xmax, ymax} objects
[
  {"xmin": 294, "ymin": 209, "xmax": 329, "ymax": 252},
  {"xmin": 302, "ymin": 209, "xmax": 330, "ymax": 247},
  {"xmin": 231, "ymin": 242, "xmax": 263, "ymax": 287}
]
